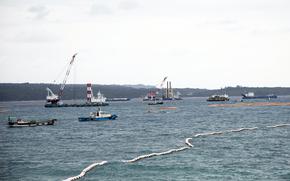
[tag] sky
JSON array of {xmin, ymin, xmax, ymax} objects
[{"xmin": 0, "ymin": 0, "xmax": 289, "ymax": 89}]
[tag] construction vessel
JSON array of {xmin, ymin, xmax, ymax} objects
[
  {"xmin": 143, "ymin": 77, "xmax": 168, "ymax": 102},
  {"xmin": 143, "ymin": 77, "xmax": 181, "ymax": 102},
  {"xmin": 162, "ymin": 80, "xmax": 182, "ymax": 101},
  {"xmin": 45, "ymin": 53, "xmax": 77, "ymax": 107},
  {"xmin": 45, "ymin": 54, "xmax": 108, "ymax": 107}
]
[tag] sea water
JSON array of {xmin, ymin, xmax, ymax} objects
[{"xmin": 0, "ymin": 97, "xmax": 290, "ymax": 181}]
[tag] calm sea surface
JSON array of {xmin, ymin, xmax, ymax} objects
[{"xmin": 0, "ymin": 97, "xmax": 290, "ymax": 181}]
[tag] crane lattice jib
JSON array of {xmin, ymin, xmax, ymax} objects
[
  {"xmin": 58, "ymin": 53, "xmax": 77, "ymax": 97},
  {"xmin": 159, "ymin": 76, "xmax": 168, "ymax": 88}
]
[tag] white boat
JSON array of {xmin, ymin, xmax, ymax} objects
[
  {"xmin": 90, "ymin": 91, "xmax": 107, "ymax": 103},
  {"xmin": 207, "ymin": 94, "xmax": 230, "ymax": 101},
  {"xmin": 86, "ymin": 83, "xmax": 108, "ymax": 106}
]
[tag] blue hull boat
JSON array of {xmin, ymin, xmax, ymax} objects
[
  {"xmin": 79, "ymin": 107, "xmax": 117, "ymax": 121},
  {"xmin": 242, "ymin": 95, "xmax": 277, "ymax": 99},
  {"xmin": 78, "ymin": 114, "xmax": 117, "ymax": 121}
]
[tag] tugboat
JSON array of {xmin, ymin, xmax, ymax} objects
[
  {"xmin": 78, "ymin": 107, "xmax": 117, "ymax": 121},
  {"xmin": 207, "ymin": 94, "xmax": 230, "ymax": 101},
  {"xmin": 8, "ymin": 117, "xmax": 57, "ymax": 127}
]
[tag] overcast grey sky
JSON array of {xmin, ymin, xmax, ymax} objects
[{"xmin": 0, "ymin": 0, "xmax": 289, "ymax": 88}]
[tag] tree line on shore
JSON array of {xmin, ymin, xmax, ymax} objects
[{"xmin": 0, "ymin": 83, "xmax": 289, "ymax": 101}]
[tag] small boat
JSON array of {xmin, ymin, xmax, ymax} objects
[
  {"xmin": 148, "ymin": 101, "xmax": 163, "ymax": 105},
  {"xmin": 78, "ymin": 107, "xmax": 117, "ymax": 121},
  {"xmin": 86, "ymin": 84, "xmax": 109, "ymax": 106},
  {"xmin": 241, "ymin": 92, "xmax": 277, "ymax": 99},
  {"xmin": 207, "ymin": 94, "xmax": 230, "ymax": 101},
  {"xmin": 8, "ymin": 117, "xmax": 57, "ymax": 127}
]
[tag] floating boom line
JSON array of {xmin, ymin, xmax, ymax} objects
[{"xmin": 62, "ymin": 122, "xmax": 290, "ymax": 181}]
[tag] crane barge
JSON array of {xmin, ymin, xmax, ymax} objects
[{"xmin": 44, "ymin": 54, "xmax": 108, "ymax": 108}]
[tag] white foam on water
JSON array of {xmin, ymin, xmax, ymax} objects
[
  {"xmin": 185, "ymin": 138, "xmax": 193, "ymax": 147},
  {"xmin": 266, "ymin": 124, "xmax": 290, "ymax": 128},
  {"xmin": 244, "ymin": 127, "xmax": 258, "ymax": 130},
  {"xmin": 122, "ymin": 146, "xmax": 190, "ymax": 163},
  {"xmin": 194, "ymin": 131, "xmax": 223, "ymax": 137},
  {"xmin": 228, "ymin": 127, "xmax": 258, "ymax": 133},
  {"xmin": 63, "ymin": 161, "xmax": 108, "ymax": 181}
]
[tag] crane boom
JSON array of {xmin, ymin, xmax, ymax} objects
[
  {"xmin": 58, "ymin": 53, "xmax": 77, "ymax": 97},
  {"xmin": 157, "ymin": 76, "xmax": 168, "ymax": 89}
]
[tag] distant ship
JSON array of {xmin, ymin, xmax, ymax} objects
[
  {"xmin": 207, "ymin": 94, "xmax": 230, "ymax": 102},
  {"xmin": 86, "ymin": 83, "xmax": 109, "ymax": 106},
  {"xmin": 106, "ymin": 98, "xmax": 130, "ymax": 102},
  {"xmin": 143, "ymin": 77, "xmax": 182, "ymax": 101},
  {"xmin": 162, "ymin": 81, "xmax": 182, "ymax": 101},
  {"xmin": 241, "ymin": 92, "xmax": 277, "ymax": 99},
  {"xmin": 143, "ymin": 91, "xmax": 160, "ymax": 101}
]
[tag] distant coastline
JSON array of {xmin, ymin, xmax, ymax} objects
[{"xmin": 0, "ymin": 83, "xmax": 289, "ymax": 102}]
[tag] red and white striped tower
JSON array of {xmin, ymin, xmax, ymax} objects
[{"xmin": 87, "ymin": 83, "xmax": 92, "ymax": 103}]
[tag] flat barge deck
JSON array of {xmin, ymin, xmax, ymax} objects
[
  {"xmin": 8, "ymin": 118, "xmax": 57, "ymax": 127},
  {"xmin": 45, "ymin": 102, "xmax": 109, "ymax": 108}
]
